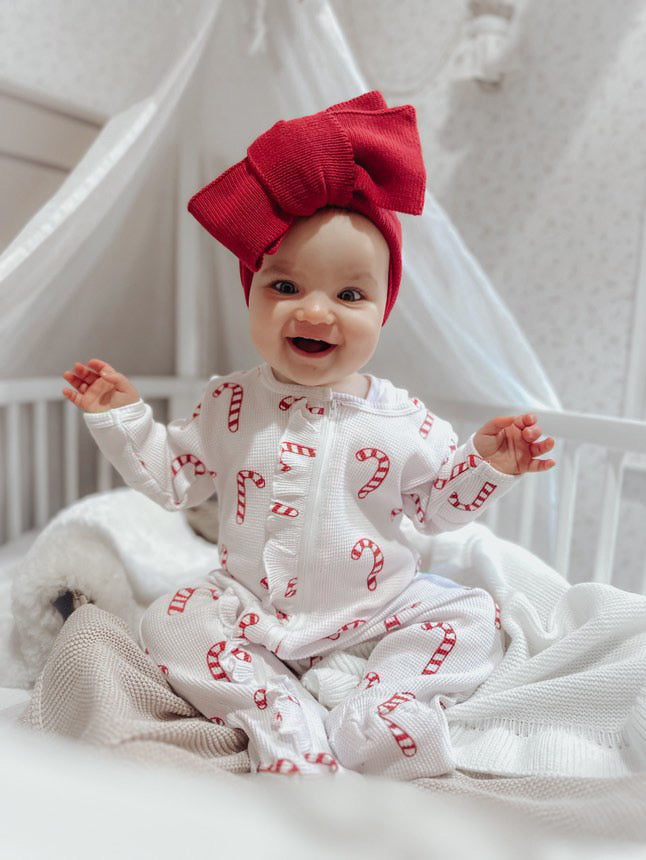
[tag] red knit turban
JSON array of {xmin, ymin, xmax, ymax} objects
[{"xmin": 187, "ymin": 91, "xmax": 426, "ymax": 322}]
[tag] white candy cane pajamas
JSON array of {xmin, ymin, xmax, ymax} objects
[{"xmin": 85, "ymin": 363, "xmax": 516, "ymax": 778}]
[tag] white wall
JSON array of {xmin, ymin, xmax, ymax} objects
[{"xmin": 331, "ymin": 0, "xmax": 646, "ymax": 419}]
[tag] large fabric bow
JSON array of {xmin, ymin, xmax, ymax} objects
[{"xmin": 188, "ymin": 91, "xmax": 426, "ymax": 321}]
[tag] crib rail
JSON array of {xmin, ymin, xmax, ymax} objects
[
  {"xmin": 2, "ymin": 379, "xmax": 646, "ymax": 593},
  {"xmin": 432, "ymin": 398, "xmax": 646, "ymax": 593},
  {"xmin": 0, "ymin": 376, "xmax": 200, "ymax": 544}
]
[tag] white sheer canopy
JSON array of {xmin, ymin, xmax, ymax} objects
[{"xmin": 0, "ymin": 0, "xmax": 559, "ymax": 413}]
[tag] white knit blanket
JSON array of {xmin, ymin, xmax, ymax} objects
[{"xmin": 7, "ymin": 488, "xmax": 646, "ymax": 779}]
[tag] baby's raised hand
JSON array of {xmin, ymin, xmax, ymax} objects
[
  {"xmin": 62, "ymin": 359, "xmax": 140, "ymax": 413},
  {"xmin": 474, "ymin": 413, "xmax": 555, "ymax": 476}
]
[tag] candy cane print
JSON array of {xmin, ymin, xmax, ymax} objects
[
  {"xmin": 206, "ymin": 641, "xmax": 230, "ymax": 682},
  {"xmin": 278, "ymin": 395, "xmax": 304, "ymax": 411},
  {"xmin": 379, "ymin": 715, "xmax": 418, "ymax": 758},
  {"xmin": 406, "ymin": 493, "xmax": 425, "ymax": 524},
  {"xmin": 279, "ymin": 441, "xmax": 316, "ymax": 472},
  {"xmin": 212, "ymin": 382, "xmax": 244, "ymax": 432},
  {"xmin": 257, "ymin": 759, "xmax": 300, "ymax": 775},
  {"xmin": 253, "ymin": 688, "xmax": 268, "ymax": 710},
  {"xmin": 231, "ymin": 647, "xmax": 252, "ymax": 664},
  {"xmin": 167, "ymin": 587, "xmax": 196, "ymax": 615},
  {"xmin": 420, "ymin": 622, "xmax": 456, "ymax": 675},
  {"xmin": 236, "ymin": 470, "xmax": 266, "ymax": 523},
  {"xmin": 448, "ymin": 481, "xmax": 497, "ymax": 511},
  {"xmin": 351, "ymin": 538, "xmax": 384, "ymax": 592},
  {"xmin": 238, "ymin": 612, "xmax": 260, "ymax": 638},
  {"xmin": 284, "ymin": 577, "xmax": 298, "ymax": 598},
  {"xmin": 270, "ymin": 502, "xmax": 299, "ymax": 518},
  {"xmin": 219, "ymin": 544, "xmax": 229, "ymax": 572},
  {"xmin": 304, "ymin": 753, "xmax": 339, "ymax": 773},
  {"xmin": 377, "ymin": 691, "xmax": 417, "ymax": 717},
  {"xmin": 278, "ymin": 396, "xmax": 324, "ymax": 415},
  {"xmin": 383, "ymin": 613, "xmax": 401, "ymax": 633},
  {"xmin": 495, "ymin": 603, "xmax": 501, "ymax": 630},
  {"xmin": 364, "ymin": 671, "xmax": 380, "ymax": 689},
  {"xmin": 355, "ymin": 448, "xmax": 390, "ymax": 498},
  {"xmin": 376, "ymin": 693, "xmax": 418, "ymax": 758},
  {"xmin": 433, "ymin": 454, "xmax": 484, "ymax": 490},
  {"xmin": 326, "ymin": 619, "xmax": 366, "ymax": 641},
  {"xmin": 171, "ymin": 454, "xmax": 215, "ymax": 479},
  {"xmin": 412, "ymin": 398, "xmax": 433, "ymax": 438}
]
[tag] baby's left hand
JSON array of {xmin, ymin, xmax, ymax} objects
[{"xmin": 474, "ymin": 413, "xmax": 555, "ymax": 475}]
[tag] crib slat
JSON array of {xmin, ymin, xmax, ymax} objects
[
  {"xmin": 517, "ymin": 473, "xmax": 537, "ymax": 549},
  {"xmin": 592, "ymin": 450, "xmax": 625, "ymax": 584},
  {"xmin": 553, "ymin": 443, "xmax": 581, "ymax": 580},
  {"xmin": 5, "ymin": 404, "xmax": 23, "ymax": 540},
  {"xmin": 97, "ymin": 453, "xmax": 113, "ymax": 493},
  {"xmin": 33, "ymin": 400, "xmax": 49, "ymax": 528},
  {"xmin": 63, "ymin": 404, "xmax": 79, "ymax": 505}
]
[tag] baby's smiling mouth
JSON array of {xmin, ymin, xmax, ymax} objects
[{"xmin": 288, "ymin": 337, "xmax": 337, "ymax": 355}]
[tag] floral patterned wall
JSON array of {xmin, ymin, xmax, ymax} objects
[{"xmin": 331, "ymin": 0, "xmax": 646, "ymax": 419}]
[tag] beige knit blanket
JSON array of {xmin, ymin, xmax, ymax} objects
[{"xmin": 22, "ymin": 604, "xmax": 646, "ymax": 842}]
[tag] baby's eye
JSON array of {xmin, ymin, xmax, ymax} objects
[
  {"xmin": 338, "ymin": 288, "xmax": 362, "ymax": 302},
  {"xmin": 273, "ymin": 280, "xmax": 297, "ymax": 294}
]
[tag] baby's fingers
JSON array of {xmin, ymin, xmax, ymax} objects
[{"xmin": 530, "ymin": 436, "xmax": 555, "ymax": 458}]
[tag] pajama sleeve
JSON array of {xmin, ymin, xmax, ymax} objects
[
  {"xmin": 84, "ymin": 397, "xmax": 218, "ymax": 511},
  {"xmin": 401, "ymin": 413, "xmax": 517, "ymax": 535}
]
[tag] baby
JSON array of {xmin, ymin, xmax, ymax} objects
[{"xmin": 63, "ymin": 92, "xmax": 554, "ymax": 779}]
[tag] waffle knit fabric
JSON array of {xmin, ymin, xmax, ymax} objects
[{"xmin": 83, "ymin": 365, "xmax": 515, "ymax": 778}]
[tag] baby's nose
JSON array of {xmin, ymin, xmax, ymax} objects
[{"xmin": 295, "ymin": 296, "xmax": 334, "ymax": 325}]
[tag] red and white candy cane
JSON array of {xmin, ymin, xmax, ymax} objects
[
  {"xmin": 278, "ymin": 396, "xmax": 324, "ymax": 416},
  {"xmin": 236, "ymin": 470, "xmax": 266, "ymax": 523},
  {"xmin": 448, "ymin": 481, "xmax": 497, "ymax": 511},
  {"xmin": 304, "ymin": 752, "xmax": 339, "ymax": 773},
  {"xmin": 376, "ymin": 693, "xmax": 418, "ymax": 758},
  {"xmin": 238, "ymin": 612, "xmax": 259, "ymax": 638},
  {"xmin": 420, "ymin": 622, "xmax": 456, "ymax": 675},
  {"xmin": 284, "ymin": 577, "xmax": 298, "ymax": 598},
  {"xmin": 383, "ymin": 613, "xmax": 401, "ymax": 633},
  {"xmin": 206, "ymin": 641, "xmax": 230, "ymax": 682},
  {"xmin": 364, "ymin": 671, "xmax": 380, "ymax": 689},
  {"xmin": 253, "ymin": 688, "xmax": 268, "ymax": 710},
  {"xmin": 257, "ymin": 759, "xmax": 300, "ymax": 775},
  {"xmin": 405, "ymin": 493, "xmax": 425, "ymax": 524},
  {"xmin": 495, "ymin": 603, "xmax": 501, "ymax": 630},
  {"xmin": 355, "ymin": 448, "xmax": 390, "ymax": 498},
  {"xmin": 171, "ymin": 454, "xmax": 214, "ymax": 479},
  {"xmin": 167, "ymin": 587, "xmax": 196, "ymax": 615},
  {"xmin": 326, "ymin": 619, "xmax": 366, "ymax": 641},
  {"xmin": 433, "ymin": 454, "xmax": 483, "ymax": 490},
  {"xmin": 279, "ymin": 441, "xmax": 316, "ymax": 472},
  {"xmin": 412, "ymin": 398, "xmax": 433, "ymax": 438},
  {"xmin": 213, "ymin": 382, "xmax": 244, "ymax": 432},
  {"xmin": 231, "ymin": 647, "xmax": 252, "ymax": 663},
  {"xmin": 270, "ymin": 502, "xmax": 299, "ymax": 518},
  {"xmin": 351, "ymin": 538, "xmax": 384, "ymax": 591},
  {"xmin": 219, "ymin": 544, "xmax": 229, "ymax": 573}
]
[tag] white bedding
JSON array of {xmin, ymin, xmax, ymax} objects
[{"xmin": 4, "ymin": 487, "xmax": 646, "ymax": 780}]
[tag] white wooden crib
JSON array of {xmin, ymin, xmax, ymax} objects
[{"xmin": 2, "ymin": 376, "xmax": 646, "ymax": 595}]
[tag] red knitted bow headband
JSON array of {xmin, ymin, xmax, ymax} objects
[{"xmin": 187, "ymin": 91, "xmax": 426, "ymax": 322}]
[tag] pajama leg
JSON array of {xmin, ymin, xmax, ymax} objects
[
  {"xmin": 324, "ymin": 580, "xmax": 502, "ymax": 780},
  {"xmin": 140, "ymin": 585, "xmax": 339, "ymax": 776}
]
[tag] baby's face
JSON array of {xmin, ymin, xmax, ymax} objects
[{"xmin": 248, "ymin": 209, "xmax": 389, "ymax": 396}]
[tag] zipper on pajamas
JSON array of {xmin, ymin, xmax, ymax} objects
[{"xmin": 297, "ymin": 399, "xmax": 337, "ymax": 604}]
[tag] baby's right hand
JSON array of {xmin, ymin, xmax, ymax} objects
[{"xmin": 62, "ymin": 359, "xmax": 140, "ymax": 413}]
